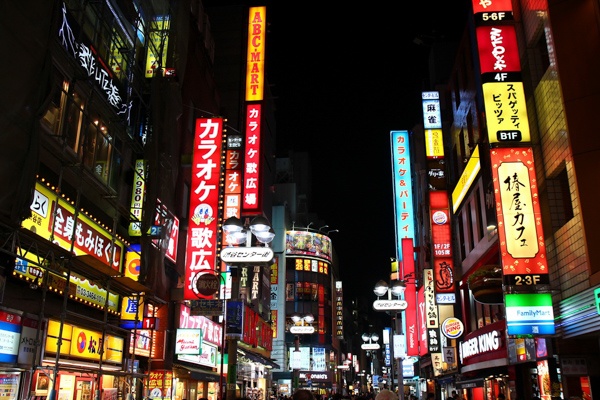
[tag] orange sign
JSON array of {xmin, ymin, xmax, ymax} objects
[{"xmin": 245, "ymin": 7, "xmax": 266, "ymax": 101}]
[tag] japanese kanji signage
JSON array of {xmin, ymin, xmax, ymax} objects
[
  {"xmin": 424, "ymin": 269, "xmax": 439, "ymax": 329},
  {"xmin": 505, "ymin": 293, "xmax": 555, "ymax": 335},
  {"xmin": 242, "ymin": 104, "xmax": 262, "ymax": 213},
  {"xmin": 185, "ymin": 118, "xmax": 223, "ymax": 300},
  {"xmin": 422, "ymin": 91, "xmax": 445, "ymax": 158},
  {"xmin": 336, "ymin": 281, "xmax": 344, "ymax": 339},
  {"xmin": 474, "ymin": 3, "xmax": 530, "ymax": 143},
  {"xmin": 26, "ymin": 181, "xmax": 125, "ymax": 271},
  {"xmin": 490, "ymin": 147, "xmax": 549, "ymax": 285},
  {"xmin": 429, "ymin": 191, "xmax": 456, "ymax": 300},
  {"xmin": 224, "ymin": 138, "xmax": 243, "ymax": 219}
]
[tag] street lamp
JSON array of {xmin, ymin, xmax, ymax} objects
[
  {"xmin": 290, "ymin": 313, "xmax": 315, "ymax": 334},
  {"xmin": 288, "ymin": 313, "xmax": 315, "ymax": 390},
  {"xmin": 220, "ymin": 215, "xmax": 275, "ymax": 400},
  {"xmin": 372, "ymin": 280, "xmax": 407, "ymax": 400},
  {"xmin": 361, "ymin": 333, "xmax": 380, "ymax": 393}
]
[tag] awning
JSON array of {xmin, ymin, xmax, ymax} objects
[
  {"xmin": 238, "ymin": 348, "xmax": 280, "ymax": 369},
  {"xmin": 173, "ymin": 363, "xmax": 221, "ymax": 382}
]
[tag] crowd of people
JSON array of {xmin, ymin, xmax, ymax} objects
[{"xmin": 271, "ymin": 388, "xmax": 429, "ymax": 400}]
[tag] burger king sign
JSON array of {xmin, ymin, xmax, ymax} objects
[{"xmin": 441, "ymin": 317, "xmax": 464, "ymax": 339}]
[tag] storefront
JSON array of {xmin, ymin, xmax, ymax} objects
[{"xmin": 458, "ymin": 320, "xmax": 509, "ymax": 400}]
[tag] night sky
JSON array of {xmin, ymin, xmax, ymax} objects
[{"xmin": 266, "ymin": 3, "xmax": 471, "ymax": 300}]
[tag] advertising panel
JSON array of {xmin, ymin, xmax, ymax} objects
[
  {"xmin": 390, "ymin": 131, "xmax": 415, "ymax": 262},
  {"xmin": 505, "ymin": 293, "xmax": 555, "ymax": 335},
  {"xmin": 245, "ymin": 7, "xmax": 266, "ymax": 101},
  {"xmin": 429, "ymin": 191, "xmax": 456, "ymax": 298},
  {"xmin": 185, "ymin": 118, "xmax": 223, "ymax": 300},
  {"xmin": 242, "ymin": 104, "xmax": 262, "ymax": 213},
  {"xmin": 285, "ymin": 231, "xmax": 333, "ymax": 262},
  {"xmin": 482, "ymin": 81, "xmax": 531, "ymax": 143},
  {"xmin": 490, "ymin": 147, "xmax": 549, "ymax": 285},
  {"xmin": 24, "ymin": 182, "xmax": 125, "ymax": 271}
]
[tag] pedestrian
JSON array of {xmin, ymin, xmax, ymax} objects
[
  {"xmin": 375, "ymin": 390, "xmax": 398, "ymax": 400},
  {"xmin": 452, "ymin": 390, "xmax": 461, "ymax": 400},
  {"xmin": 293, "ymin": 390, "xmax": 316, "ymax": 400}
]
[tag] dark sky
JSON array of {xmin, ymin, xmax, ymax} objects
[{"xmin": 265, "ymin": 3, "xmax": 471, "ymax": 299}]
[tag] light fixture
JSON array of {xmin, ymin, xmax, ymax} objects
[
  {"xmin": 319, "ymin": 225, "xmax": 329, "ymax": 233},
  {"xmin": 374, "ymin": 279, "xmax": 407, "ymax": 298},
  {"xmin": 222, "ymin": 216, "xmax": 274, "ymax": 247},
  {"xmin": 289, "ymin": 313, "xmax": 315, "ymax": 334},
  {"xmin": 249, "ymin": 215, "xmax": 271, "ymax": 234},
  {"xmin": 391, "ymin": 280, "xmax": 407, "ymax": 297},
  {"xmin": 223, "ymin": 216, "xmax": 244, "ymax": 234},
  {"xmin": 254, "ymin": 227, "xmax": 275, "ymax": 244},
  {"xmin": 361, "ymin": 332, "xmax": 379, "ymax": 343},
  {"xmin": 373, "ymin": 280, "xmax": 389, "ymax": 297}
]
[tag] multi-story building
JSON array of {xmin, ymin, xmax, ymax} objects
[
  {"xmin": 270, "ymin": 153, "xmax": 343, "ymax": 397},
  {"xmin": 0, "ymin": 1, "xmax": 280, "ymax": 400},
  {"xmin": 422, "ymin": 1, "xmax": 600, "ymax": 399}
]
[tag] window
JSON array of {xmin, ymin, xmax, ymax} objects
[
  {"xmin": 546, "ymin": 166, "xmax": 574, "ymax": 233},
  {"xmin": 40, "ymin": 77, "xmax": 122, "ymax": 190}
]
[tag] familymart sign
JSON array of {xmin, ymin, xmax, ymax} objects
[{"xmin": 505, "ymin": 293, "xmax": 555, "ymax": 336}]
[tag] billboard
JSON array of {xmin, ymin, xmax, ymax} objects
[{"xmin": 185, "ymin": 118, "xmax": 223, "ymax": 300}]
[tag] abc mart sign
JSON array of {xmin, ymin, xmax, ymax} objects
[
  {"xmin": 373, "ymin": 299, "xmax": 408, "ymax": 311},
  {"xmin": 220, "ymin": 247, "xmax": 274, "ymax": 263}
]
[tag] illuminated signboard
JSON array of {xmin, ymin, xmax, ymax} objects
[
  {"xmin": 475, "ymin": 23, "xmax": 530, "ymax": 143},
  {"xmin": 185, "ymin": 118, "xmax": 223, "ymax": 300},
  {"xmin": 46, "ymin": 320, "xmax": 124, "ymax": 363},
  {"xmin": 336, "ymin": 281, "xmax": 344, "ymax": 339},
  {"xmin": 245, "ymin": 7, "xmax": 266, "ymax": 101},
  {"xmin": 429, "ymin": 191, "xmax": 456, "ymax": 300},
  {"xmin": 0, "ymin": 311, "xmax": 21, "ymax": 364},
  {"xmin": 491, "ymin": 147, "xmax": 549, "ymax": 285},
  {"xmin": 471, "ymin": 0, "xmax": 514, "ymax": 24},
  {"xmin": 174, "ymin": 329, "xmax": 202, "ymax": 355},
  {"xmin": 224, "ymin": 142, "xmax": 243, "ymax": 219},
  {"xmin": 285, "ymin": 231, "xmax": 333, "ymax": 262},
  {"xmin": 452, "ymin": 145, "xmax": 481, "ymax": 212},
  {"xmin": 404, "ymin": 270, "xmax": 419, "ymax": 357},
  {"xmin": 505, "ymin": 293, "xmax": 555, "ymax": 336},
  {"xmin": 424, "ymin": 269, "xmax": 439, "ymax": 329},
  {"xmin": 490, "ymin": 147, "xmax": 549, "ymax": 286},
  {"xmin": 242, "ymin": 104, "xmax": 262, "ymax": 213},
  {"xmin": 422, "ymin": 91, "xmax": 442, "ymax": 129},
  {"xmin": 482, "ymin": 81, "xmax": 531, "ymax": 143},
  {"xmin": 128, "ymin": 159, "xmax": 146, "ymax": 236},
  {"xmin": 24, "ymin": 182, "xmax": 124, "ymax": 271},
  {"xmin": 390, "ymin": 130, "xmax": 415, "ymax": 261},
  {"xmin": 476, "ymin": 25, "xmax": 521, "ymax": 76}
]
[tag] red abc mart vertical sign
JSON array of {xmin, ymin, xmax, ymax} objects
[
  {"xmin": 185, "ymin": 118, "xmax": 223, "ymax": 300},
  {"xmin": 490, "ymin": 147, "xmax": 549, "ymax": 286}
]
